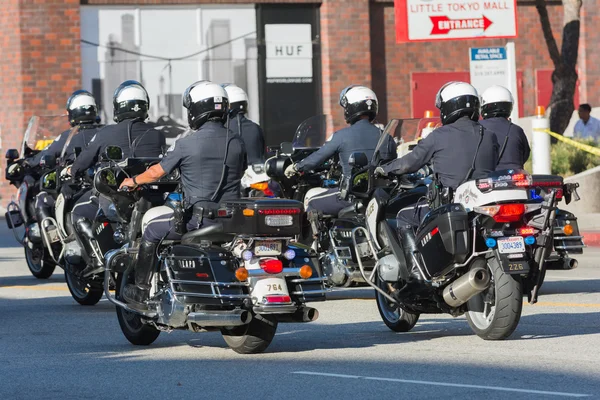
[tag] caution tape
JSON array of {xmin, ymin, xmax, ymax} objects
[{"xmin": 533, "ymin": 128, "xmax": 600, "ymax": 157}]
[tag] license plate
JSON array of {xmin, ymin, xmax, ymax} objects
[
  {"xmin": 254, "ymin": 241, "xmax": 282, "ymax": 256},
  {"xmin": 498, "ymin": 236, "xmax": 525, "ymax": 254}
]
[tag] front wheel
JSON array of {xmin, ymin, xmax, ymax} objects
[
  {"xmin": 375, "ymin": 276, "xmax": 419, "ymax": 332},
  {"xmin": 466, "ymin": 257, "xmax": 523, "ymax": 340},
  {"xmin": 24, "ymin": 245, "xmax": 56, "ymax": 279},
  {"xmin": 65, "ymin": 268, "xmax": 103, "ymax": 306},
  {"xmin": 221, "ymin": 313, "xmax": 278, "ymax": 354}
]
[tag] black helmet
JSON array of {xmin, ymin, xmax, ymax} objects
[
  {"xmin": 183, "ymin": 80, "xmax": 229, "ymax": 130},
  {"xmin": 481, "ymin": 85, "xmax": 514, "ymax": 119},
  {"xmin": 435, "ymin": 81, "xmax": 480, "ymax": 125},
  {"xmin": 66, "ymin": 90, "xmax": 98, "ymax": 127},
  {"xmin": 339, "ymin": 85, "xmax": 378, "ymax": 124},
  {"xmin": 221, "ymin": 84, "xmax": 248, "ymax": 114},
  {"xmin": 112, "ymin": 80, "xmax": 150, "ymax": 123}
]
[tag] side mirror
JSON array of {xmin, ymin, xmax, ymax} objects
[
  {"xmin": 349, "ymin": 152, "xmax": 368, "ymax": 169},
  {"xmin": 280, "ymin": 142, "xmax": 293, "ymax": 156},
  {"xmin": 5, "ymin": 149, "xmax": 19, "ymax": 160},
  {"xmin": 40, "ymin": 154, "xmax": 56, "ymax": 169},
  {"xmin": 105, "ymin": 146, "xmax": 123, "ymax": 161},
  {"xmin": 41, "ymin": 171, "xmax": 57, "ymax": 191},
  {"xmin": 74, "ymin": 147, "xmax": 82, "ymax": 158}
]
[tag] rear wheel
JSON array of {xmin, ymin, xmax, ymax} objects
[
  {"xmin": 466, "ymin": 256, "xmax": 523, "ymax": 340},
  {"xmin": 221, "ymin": 313, "xmax": 278, "ymax": 354},
  {"xmin": 115, "ymin": 272, "xmax": 160, "ymax": 346},
  {"xmin": 375, "ymin": 276, "xmax": 419, "ymax": 332},
  {"xmin": 24, "ymin": 245, "xmax": 55, "ymax": 279},
  {"xmin": 64, "ymin": 268, "xmax": 103, "ymax": 306}
]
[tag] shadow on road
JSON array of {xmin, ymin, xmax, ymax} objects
[
  {"xmin": 0, "ymin": 273, "xmax": 65, "ymax": 287},
  {"xmin": 540, "ymin": 279, "xmax": 600, "ymax": 296}
]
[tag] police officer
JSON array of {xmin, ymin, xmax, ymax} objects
[
  {"xmin": 480, "ymin": 85, "xmax": 530, "ymax": 170},
  {"xmin": 33, "ymin": 90, "xmax": 102, "ymax": 227},
  {"xmin": 222, "ymin": 83, "xmax": 265, "ymax": 165},
  {"xmin": 376, "ymin": 82, "xmax": 498, "ymax": 281},
  {"xmin": 118, "ymin": 80, "xmax": 246, "ymax": 309},
  {"xmin": 284, "ymin": 85, "xmax": 397, "ymax": 216},
  {"xmin": 69, "ymin": 80, "xmax": 165, "ymax": 276}
]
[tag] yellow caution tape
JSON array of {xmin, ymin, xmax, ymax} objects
[{"xmin": 534, "ymin": 128, "xmax": 600, "ymax": 157}]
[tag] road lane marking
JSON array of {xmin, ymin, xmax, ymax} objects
[
  {"xmin": 292, "ymin": 371, "xmax": 591, "ymax": 398},
  {"xmin": 0, "ymin": 285, "xmax": 69, "ymax": 291}
]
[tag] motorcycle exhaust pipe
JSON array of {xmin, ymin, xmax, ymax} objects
[
  {"xmin": 566, "ymin": 258, "xmax": 578, "ymax": 270},
  {"xmin": 443, "ymin": 266, "xmax": 491, "ymax": 308},
  {"xmin": 187, "ymin": 310, "xmax": 252, "ymax": 327},
  {"xmin": 274, "ymin": 307, "xmax": 320, "ymax": 323}
]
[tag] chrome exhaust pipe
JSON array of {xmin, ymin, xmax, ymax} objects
[
  {"xmin": 443, "ymin": 266, "xmax": 491, "ymax": 307},
  {"xmin": 187, "ymin": 310, "xmax": 251, "ymax": 327},
  {"xmin": 567, "ymin": 258, "xmax": 578, "ymax": 270},
  {"xmin": 275, "ymin": 307, "xmax": 319, "ymax": 323}
]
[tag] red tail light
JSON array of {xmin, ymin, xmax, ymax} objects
[
  {"xmin": 260, "ymin": 259, "xmax": 284, "ymax": 274},
  {"xmin": 263, "ymin": 295, "xmax": 291, "ymax": 304},
  {"xmin": 494, "ymin": 204, "xmax": 525, "ymax": 222},
  {"xmin": 258, "ymin": 208, "xmax": 301, "ymax": 215},
  {"xmin": 516, "ymin": 227, "xmax": 537, "ymax": 236}
]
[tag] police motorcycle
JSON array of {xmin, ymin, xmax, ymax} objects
[
  {"xmin": 241, "ymin": 163, "xmax": 275, "ymax": 197},
  {"xmin": 265, "ymin": 115, "xmax": 373, "ymax": 288},
  {"xmin": 96, "ymin": 147, "xmax": 325, "ymax": 354},
  {"xmin": 345, "ymin": 118, "xmax": 559, "ymax": 340},
  {"xmin": 4, "ymin": 115, "xmax": 71, "ymax": 279}
]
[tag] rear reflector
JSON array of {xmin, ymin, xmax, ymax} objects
[{"xmin": 263, "ymin": 295, "xmax": 292, "ymax": 304}]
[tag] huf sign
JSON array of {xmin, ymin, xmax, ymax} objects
[{"xmin": 394, "ymin": 0, "xmax": 517, "ymax": 42}]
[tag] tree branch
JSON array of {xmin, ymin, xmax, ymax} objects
[{"xmin": 535, "ymin": 0, "xmax": 561, "ymax": 68}]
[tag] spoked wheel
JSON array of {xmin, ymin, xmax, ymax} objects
[
  {"xmin": 115, "ymin": 272, "xmax": 160, "ymax": 346},
  {"xmin": 466, "ymin": 257, "xmax": 523, "ymax": 340},
  {"xmin": 375, "ymin": 276, "xmax": 419, "ymax": 332},
  {"xmin": 24, "ymin": 245, "xmax": 55, "ymax": 279},
  {"xmin": 221, "ymin": 313, "xmax": 278, "ymax": 354},
  {"xmin": 64, "ymin": 268, "xmax": 103, "ymax": 306}
]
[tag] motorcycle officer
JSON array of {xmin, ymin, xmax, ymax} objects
[
  {"xmin": 376, "ymin": 81, "xmax": 498, "ymax": 281},
  {"xmin": 118, "ymin": 80, "xmax": 246, "ymax": 309},
  {"xmin": 222, "ymin": 83, "xmax": 265, "ymax": 165},
  {"xmin": 33, "ymin": 90, "xmax": 102, "ymax": 228},
  {"xmin": 284, "ymin": 85, "xmax": 397, "ymax": 216},
  {"xmin": 68, "ymin": 80, "xmax": 166, "ymax": 276},
  {"xmin": 480, "ymin": 85, "xmax": 531, "ymax": 170}
]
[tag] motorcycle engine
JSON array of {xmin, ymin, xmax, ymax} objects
[
  {"xmin": 64, "ymin": 239, "xmax": 84, "ymax": 265},
  {"xmin": 320, "ymin": 253, "xmax": 348, "ymax": 286},
  {"xmin": 377, "ymin": 254, "xmax": 400, "ymax": 283},
  {"xmin": 157, "ymin": 287, "xmax": 187, "ymax": 328},
  {"xmin": 26, "ymin": 223, "xmax": 42, "ymax": 244}
]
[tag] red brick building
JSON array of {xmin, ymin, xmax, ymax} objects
[{"xmin": 1, "ymin": 0, "xmax": 598, "ymax": 202}]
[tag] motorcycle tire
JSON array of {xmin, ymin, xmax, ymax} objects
[
  {"xmin": 115, "ymin": 272, "xmax": 160, "ymax": 346},
  {"xmin": 375, "ymin": 276, "xmax": 419, "ymax": 332},
  {"xmin": 221, "ymin": 313, "xmax": 278, "ymax": 354},
  {"xmin": 64, "ymin": 269, "xmax": 103, "ymax": 306},
  {"xmin": 466, "ymin": 256, "xmax": 523, "ymax": 340},
  {"xmin": 24, "ymin": 245, "xmax": 56, "ymax": 279}
]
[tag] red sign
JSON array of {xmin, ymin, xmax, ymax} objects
[{"xmin": 430, "ymin": 15, "xmax": 493, "ymax": 35}]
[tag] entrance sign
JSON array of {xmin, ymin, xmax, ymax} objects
[{"xmin": 394, "ymin": 0, "xmax": 517, "ymax": 42}]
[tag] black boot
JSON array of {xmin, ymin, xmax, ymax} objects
[
  {"xmin": 73, "ymin": 218, "xmax": 103, "ymax": 277},
  {"xmin": 399, "ymin": 225, "xmax": 423, "ymax": 281},
  {"xmin": 122, "ymin": 240, "xmax": 158, "ymax": 310}
]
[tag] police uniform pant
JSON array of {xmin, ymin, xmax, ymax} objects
[
  {"xmin": 143, "ymin": 208, "xmax": 216, "ymax": 243},
  {"xmin": 35, "ymin": 192, "xmax": 55, "ymax": 210},
  {"xmin": 396, "ymin": 199, "xmax": 430, "ymax": 229},
  {"xmin": 70, "ymin": 190, "xmax": 99, "ymax": 224},
  {"xmin": 304, "ymin": 187, "xmax": 351, "ymax": 216}
]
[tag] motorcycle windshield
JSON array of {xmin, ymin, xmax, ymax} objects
[
  {"xmin": 59, "ymin": 125, "xmax": 82, "ymax": 160},
  {"xmin": 292, "ymin": 115, "xmax": 328, "ymax": 150},
  {"xmin": 374, "ymin": 117, "xmax": 442, "ymax": 162},
  {"xmin": 21, "ymin": 115, "xmax": 71, "ymax": 156}
]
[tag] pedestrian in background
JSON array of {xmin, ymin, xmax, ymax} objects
[{"xmin": 574, "ymin": 104, "xmax": 600, "ymax": 141}]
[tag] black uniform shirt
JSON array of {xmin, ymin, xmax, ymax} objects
[
  {"xmin": 229, "ymin": 113, "xmax": 265, "ymax": 165},
  {"xmin": 480, "ymin": 117, "xmax": 531, "ymax": 171}
]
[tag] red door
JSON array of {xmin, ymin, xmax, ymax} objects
[
  {"xmin": 411, "ymin": 71, "xmax": 524, "ymax": 118},
  {"xmin": 536, "ymin": 69, "xmax": 580, "ymax": 110}
]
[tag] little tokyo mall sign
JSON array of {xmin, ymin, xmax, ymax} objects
[{"xmin": 394, "ymin": 0, "xmax": 517, "ymax": 42}]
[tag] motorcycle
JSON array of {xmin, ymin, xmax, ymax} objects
[
  {"xmin": 265, "ymin": 115, "xmax": 371, "ymax": 287},
  {"xmin": 345, "ymin": 118, "xmax": 560, "ymax": 340},
  {"xmin": 97, "ymin": 147, "xmax": 326, "ymax": 354},
  {"xmin": 4, "ymin": 115, "xmax": 71, "ymax": 279}
]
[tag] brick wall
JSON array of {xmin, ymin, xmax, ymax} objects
[{"xmin": 580, "ymin": 3, "xmax": 600, "ymax": 106}]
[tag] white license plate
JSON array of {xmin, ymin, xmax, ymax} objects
[
  {"xmin": 254, "ymin": 241, "xmax": 282, "ymax": 256},
  {"xmin": 498, "ymin": 236, "xmax": 525, "ymax": 254}
]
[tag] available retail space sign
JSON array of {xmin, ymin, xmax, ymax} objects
[
  {"xmin": 394, "ymin": 0, "xmax": 517, "ymax": 42},
  {"xmin": 265, "ymin": 24, "xmax": 313, "ymax": 83}
]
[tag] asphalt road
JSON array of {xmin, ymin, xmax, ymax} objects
[{"xmin": 1, "ymin": 223, "xmax": 600, "ymax": 399}]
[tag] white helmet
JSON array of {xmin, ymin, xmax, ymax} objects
[
  {"xmin": 183, "ymin": 80, "xmax": 229, "ymax": 130},
  {"xmin": 112, "ymin": 80, "xmax": 150, "ymax": 123},
  {"xmin": 339, "ymin": 85, "xmax": 378, "ymax": 124},
  {"xmin": 221, "ymin": 84, "xmax": 248, "ymax": 114},
  {"xmin": 435, "ymin": 81, "xmax": 480, "ymax": 125},
  {"xmin": 481, "ymin": 85, "xmax": 514, "ymax": 119}
]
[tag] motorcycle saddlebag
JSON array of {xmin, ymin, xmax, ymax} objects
[
  {"xmin": 220, "ymin": 198, "xmax": 303, "ymax": 236},
  {"xmin": 164, "ymin": 243, "xmax": 246, "ymax": 305},
  {"xmin": 415, "ymin": 203, "xmax": 469, "ymax": 278}
]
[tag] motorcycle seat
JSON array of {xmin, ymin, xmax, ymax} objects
[{"xmin": 181, "ymin": 222, "xmax": 234, "ymax": 245}]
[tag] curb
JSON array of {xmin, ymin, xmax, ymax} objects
[{"xmin": 581, "ymin": 231, "xmax": 600, "ymax": 248}]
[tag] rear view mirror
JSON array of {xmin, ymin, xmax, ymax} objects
[
  {"xmin": 105, "ymin": 146, "xmax": 123, "ymax": 161},
  {"xmin": 349, "ymin": 152, "xmax": 368, "ymax": 169},
  {"xmin": 41, "ymin": 171, "xmax": 57, "ymax": 191},
  {"xmin": 280, "ymin": 142, "xmax": 293, "ymax": 156},
  {"xmin": 5, "ymin": 149, "xmax": 19, "ymax": 160},
  {"xmin": 40, "ymin": 154, "xmax": 56, "ymax": 169}
]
